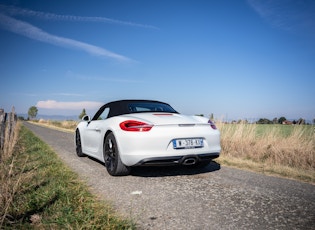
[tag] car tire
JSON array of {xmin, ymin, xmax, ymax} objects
[
  {"xmin": 104, "ymin": 133, "xmax": 130, "ymax": 176},
  {"xmin": 75, "ymin": 129, "xmax": 86, "ymax": 157}
]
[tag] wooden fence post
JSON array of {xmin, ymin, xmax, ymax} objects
[
  {"xmin": 0, "ymin": 107, "xmax": 17, "ymax": 162},
  {"xmin": 6, "ymin": 107, "xmax": 17, "ymax": 144},
  {"xmin": 0, "ymin": 108, "xmax": 6, "ymax": 151}
]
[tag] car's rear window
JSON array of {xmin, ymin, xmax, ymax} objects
[{"xmin": 128, "ymin": 102, "xmax": 177, "ymax": 113}]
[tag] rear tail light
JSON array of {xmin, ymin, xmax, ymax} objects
[
  {"xmin": 119, "ymin": 120, "xmax": 153, "ymax": 132},
  {"xmin": 208, "ymin": 120, "xmax": 217, "ymax": 130}
]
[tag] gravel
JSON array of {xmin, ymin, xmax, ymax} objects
[{"xmin": 24, "ymin": 122, "xmax": 315, "ymax": 230}]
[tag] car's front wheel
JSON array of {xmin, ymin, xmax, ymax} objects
[
  {"xmin": 75, "ymin": 129, "xmax": 86, "ymax": 157},
  {"xmin": 104, "ymin": 133, "xmax": 130, "ymax": 176}
]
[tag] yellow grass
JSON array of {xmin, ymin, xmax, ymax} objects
[
  {"xmin": 0, "ymin": 122, "xmax": 22, "ymax": 226},
  {"xmin": 36, "ymin": 119, "xmax": 78, "ymax": 132},
  {"xmin": 1, "ymin": 121, "xmax": 21, "ymax": 162},
  {"xmin": 216, "ymin": 122, "xmax": 315, "ymax": 183}
]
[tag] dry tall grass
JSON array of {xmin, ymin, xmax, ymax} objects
[
  {"xmin": 217, "ymin": 122, "xmax": 315, "ymax": 181},
  {"xmin": 1, "ymin": 123, "xmax": 20, "ymax": 161},
  {"xmin": 38, "ymin": 119, "xmax": 78, "ymax": 131},
  {"xmin": 0, "ymin": 122, "xmax": 22, "ymax": 226}
]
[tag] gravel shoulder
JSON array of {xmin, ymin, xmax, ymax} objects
[{"xmin": 24, "ymin": 122, "xmax": 315, "ymax": 230}]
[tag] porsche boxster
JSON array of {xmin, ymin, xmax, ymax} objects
[{"xmin": 75, "ymin": 100, "xmax": 220, "ymax": 176}]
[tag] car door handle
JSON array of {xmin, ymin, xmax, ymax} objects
[{"xmin": 94, "ymin": 128, "xmax": 101, "ymax": 132}]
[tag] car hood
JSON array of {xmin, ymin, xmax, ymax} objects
[{"xmin": 120, "ymin": 113, "xmax": 209, "ymax": 126}]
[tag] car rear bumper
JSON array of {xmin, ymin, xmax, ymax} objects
[
  {"xmin": 133, "ymin": 152, "xmax": 220, "ymax": 166},
  {"xmin": 114, "ymin": 124, "xmax": 221, "ymax": 166}
]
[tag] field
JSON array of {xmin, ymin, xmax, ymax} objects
[
  {"xmin": 31, "ymin": 119, "xmax": 315, "ymax": 183},
  {"xmin": 216, "ymin": 122, "xmax": 314, "ymax": 183},
  {"xmin": 37, "ymin": 119, "xmax": 78, "ymax": 131}
]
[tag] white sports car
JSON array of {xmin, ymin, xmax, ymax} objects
[{"xmin": 75, "ymin": 100, "xmax": 220, "ymax": 176}]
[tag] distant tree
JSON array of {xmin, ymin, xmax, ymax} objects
[
  {"xmin": 297, "ymin": 118, "xmax": 305, "ymax": 125},
  {"xmin": 195, "ymin": 114, "xmax": 204, "ymax": 117},
  {"xmin": 257, "ymin": 118, "xmax": 272, "ymax": 124},
  {"xmin": 257, "ymin": 118, "xmax": 263, "ymax": 124},
  {"xmin": 79, "ymin": 108, "xmax": 87, "ymax": 120},
  {"xmin": 237, "ymin": 119, "xmax": 248, "ymax": 124},
  {"xmin": 292, "ymin": 120, "xmax": 297, "ymax": 125},
  {"xmin": 210, "ymin": 113, "xmax": 214, "ymax": 120},
  {"xmin": 18, "ymin": 116, "xmax": 25, "ymax": 121},
  {"xmin": 278, "ymin": 117, "xmax": 286, "ymax": 124},
  {"xmin": 272, "ymin": 117, "xmax": 278, "ymax": 124},
  {"xmin": 313, "ymin": 118, "xmax": 315, "ymax": 125},
  {"xmin": 28, "ymin": 106, "xmax": 38, "ymax": 120}
]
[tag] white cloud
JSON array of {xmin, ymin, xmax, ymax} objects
[
  {"xmin": 36, "ymin": 100, "xmax": 103, "ymax": 110},
  {"xmin": 247, "ymin": 0, "xmax": 315, "ymax": 34},
  {"xmin": 0, "ymin": 12, "xmax": 131, "ymax": 61},
  {"xmin": 0, "ymin": 4, "xmax": 158, "ymax": 29}
]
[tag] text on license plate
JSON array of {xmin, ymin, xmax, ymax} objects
[{"xmin": 173, "ymin": 138, "xmax": 203, "ymax": 149}]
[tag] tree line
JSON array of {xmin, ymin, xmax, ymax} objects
[
  {"xmin": 226, "ymin": 117, "xmax": 310, "ymax": 125},
  {"xmin": 24, "ymin": 106, "xmax": 315, "ymax": 125},
  {"xmin": 256, "ymin": 117, "xmax": 307, "ymax": 125}
]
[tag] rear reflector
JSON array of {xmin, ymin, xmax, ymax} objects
[{"xmin": 120, "ymin": 120, "xmax": 153, "ymax": 132}]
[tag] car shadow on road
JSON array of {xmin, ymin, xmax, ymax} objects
[{"xmin": 130, "ymin": 161, "xmax": 221, "ymax": 177}]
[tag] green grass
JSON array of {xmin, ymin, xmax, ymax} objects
[
  {"xmin": 219, "ymin": 123, "xmax": 314, "ymax": 138},
  {"xmin": 0, "ymin": 125, "xmax": 135, "ymax": 229},
  {"xmin": 255, "ymin": 124, "xmax": 314, "ymax": 138}
]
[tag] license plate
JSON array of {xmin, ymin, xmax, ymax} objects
[{"xmin": 173, "ymin": 138, "xmax": 203, "ymax": 149}]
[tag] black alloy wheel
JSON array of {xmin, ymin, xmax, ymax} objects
[
  {"xmin": 104, "ymin": 133, "xmax": 130, "ymax": 176},
  {"xmin": 75, "ymin": 129, "xmax": 85, "ymax": 157}
]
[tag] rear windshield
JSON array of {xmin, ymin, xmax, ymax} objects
[{"xmin": 128, "ymin": 102, "xmax": 177, "ymax": 113}]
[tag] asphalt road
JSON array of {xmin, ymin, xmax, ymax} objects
[{"xmin": 24, "ymin": 122, "xmax": 315, "ymax": 230}]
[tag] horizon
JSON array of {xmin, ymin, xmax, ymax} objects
[
  {"xmin": 1, "ymin": 1, "xmax": 314, "ymax": 121},
  {"xmin": 11, "ymin": 110, "xmax": 314, "ymax": 123}
]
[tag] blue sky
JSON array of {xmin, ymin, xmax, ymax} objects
[{"xmin": 1, "ymin": 0, "xmax": 314, "ymax": 121}]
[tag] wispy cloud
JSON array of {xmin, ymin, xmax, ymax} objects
[
  {"xmin": 10, "ymin": 92, "xmax": 37, "ymax": 97},
  {"xmin": 76, "ymin": 75, "xmax": 144, "ymax": 83},
  {"xmin": 11, "ymin": 92, "xmax": 84, "ymax": 98},
  {"xmin": 65, "ymin": 71, "xmax": 144, "ymax": 83},
  {"xmin": 36, "ymin": 100, "xmax": 103, "ymax": 110},
  {"xmin": 0, "ymin": 4, "xmax": 158, "ymax": 61},
  {"xmin": 52, "ymin": 93, "xmax": 84, "ymax": 97},
  {"xmin": 0, "ymin": 12, "xmax": 131, "ymax": 61},
  {"xmin": 247, "ymin": 0, "xmax": 315, "ymax": 35},
  {"xmin": 0, "ymin": 4, "xmax": 159, "ymax": 29}
]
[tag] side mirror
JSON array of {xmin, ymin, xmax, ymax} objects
[{"xmin": 82, "ymin": 115, "xmax": 91, "ymax": 122}]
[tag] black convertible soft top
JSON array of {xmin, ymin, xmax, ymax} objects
[{"xmin": 92, "ymin": 100, "xmax": 178, "ymax": 120}]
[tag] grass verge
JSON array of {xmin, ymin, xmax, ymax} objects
[
  {"xmin": 0, "ymin": 124, "xmax": 135, "ymax": 229},
  {"xmin": 217, "ymin": 155, "xmax": 314, "ymax": 184}
]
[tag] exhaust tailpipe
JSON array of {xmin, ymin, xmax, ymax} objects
[{"xmin": 182, "ymin": 157, "xmax": 197, "ymax": 166}]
